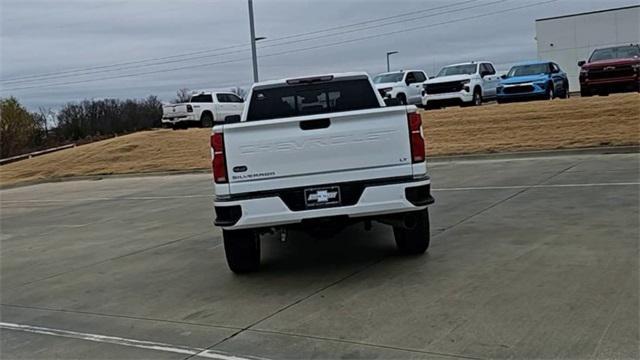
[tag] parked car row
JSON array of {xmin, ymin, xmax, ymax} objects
[
  {"xmin": 372, "ymin": 43, "xmax": 639, "ymax": 110},
  {"xmin": 374, "ymin": 60, "xmax": 569, "ymax": 109}
]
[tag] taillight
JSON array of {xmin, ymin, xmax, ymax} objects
[
  {"xmin": 408, "ymin": 112, "xmax": 425, "ymax": 163},
  {"xmin": 187, "ymin": 104, "xmax": 193, "ymax": 112},
  {"xmin": 211, "ymin": 132, "xmax": 227, "ymax": 183}
]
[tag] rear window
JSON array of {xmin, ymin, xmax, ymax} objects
[
  {"xmin": 247, "ymin": 79, "xmax": 380, "ymax": 122},
  {"xmin": 190, "ymin": 94, "xmax": 213, "ymax": 103}
]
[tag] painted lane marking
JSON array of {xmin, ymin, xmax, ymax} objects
[
  {"xmin": 1, "ymin": 182, "xmax": 638, "ymax": 204},
  {"xmin": 0, "ymin": 322, "xmax": 262, "ymax": 360},
  {"xmin": 434, "ymin": 182, "xmax": 640, "ymax": 191}
]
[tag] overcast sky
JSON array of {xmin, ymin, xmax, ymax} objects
[{"xmin": 1, "ymin": 0, "xmax": 637, "ymax": 109}]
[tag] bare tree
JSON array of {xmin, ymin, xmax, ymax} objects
[
  {"xmin": 174, "ymin": 88, "xmax": 191, "ymax": 103},
  {"xmin": 230, "ymin": 86, "xmax": 248, "ymax": 100},
  {"xmin": 37, "ymin": 106, "xmax": 55, "ymax": 136}
]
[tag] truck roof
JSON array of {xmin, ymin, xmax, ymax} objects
[
  {"xmin": 252, "ymin": 72, "xmax": 370, "ymax": 90},
  {"xmin": 375, "ymin": 70, "xmax": 424, "ymax": 76},
  {"xmin": 190, "ymin": 89, "xmax": 236, "ymax": 95},
  {"xmin": 511, "ymin": 60, "xmax": 551, "ymax": 66},
  {"xmin": 444, "ymin": 61, "xmax": 493, "ymax": 67}
]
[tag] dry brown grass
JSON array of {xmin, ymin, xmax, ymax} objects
[
  {"xmin": 423, "ymin": 92, "xmax": 639, "ymax": 155},
  {"xmin": 1, "ymin": 93, "xmax": 638, "ymax": 187}
]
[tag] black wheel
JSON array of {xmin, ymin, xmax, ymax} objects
[
  {"xmin": 560, "ymin": 81, "xmax": 569, "ymax": 99},
  {"xmin": 223, "ymin": 229, "xmax": 260, "ymax": 273},
  {"xmin": 397, "ymin": 94, "xmax": 407, "ymax": 105},
  {"xmin": 580, "ymin": 86, "xmax": 591, "ymax": 97},
  {"xmin": 393, "ymin": 209, "xmax": 430, "ymax": 255},
  {"xmin": 472, "ymin": 88, "xmax": 483, "ymax": 106},
  {"xmin": 201, "ymin": 113, "xmax": 214, "ymax": 128}
]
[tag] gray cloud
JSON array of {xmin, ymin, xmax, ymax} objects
[{"xmin": 1, "ymin": 0, "xmax": 637, "ymax": 109}]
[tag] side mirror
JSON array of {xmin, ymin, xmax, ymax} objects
[
  {"xmin": 500, "ymin": 74, "xmax": 507, "ymax": 79},
  {"xmin": 223, "ymin": 115, "xmax": 241, "ymax": 124},
  {"xmin": 577, "ymin": 60, "xmax": 586, "ymax": 67},
  {"xmin": 384, "ymin": 97, "xmax": 401, "ymax": 106}
]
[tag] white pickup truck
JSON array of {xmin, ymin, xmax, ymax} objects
[
  {"xmin": 372, "ymin": 70, "xmax": 429, "ymax": 106},
  {"xmin": 422, "ymin": 61, "xmax": 499, "ymax": 108},
  {"xmin": 162, "ymin": 91, "xmax": 244, "ymax": 129},
  {"xmin": 211, "ymin": 72, "xmax": 434, "ymax": 273}
]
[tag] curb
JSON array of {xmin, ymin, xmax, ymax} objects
[
  {"xmin": 427, "ymin": 145, "xmax": 639, "ymax": 163},
  {"xmin": 0, "ymin": 169, "xmax": 211, "ymax": 191},
  {"xmin": 2, "ymin": 146, "xmax": 638, "ymax": 190}
]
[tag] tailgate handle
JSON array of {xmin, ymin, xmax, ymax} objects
[{"xmin": 300, "ymin": 118, "xmax": 330, "ymax": 130}]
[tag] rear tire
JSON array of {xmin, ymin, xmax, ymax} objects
[
  {"xmin": 393, "ymin": 209, "xmax": 430, "ymax": 255},
  {"xmin": 223, "ymin": 229, "xmax": 260, "ymax": 273},
  {"xmin": 201, "ymin": 113, "xmax": 214, "ymax": 128},
  {"xmin": 580, "ymin": 86, "xmax": 591, "ymax": 97}
]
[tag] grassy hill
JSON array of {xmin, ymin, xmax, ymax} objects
[{"xmin": 1, "ymin": 93, "xmax": 638, "ymax": 187}]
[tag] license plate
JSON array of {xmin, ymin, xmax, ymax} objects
[{"xmin": 304, "ymin": 186, "xmax": 341, "ymax": 208}]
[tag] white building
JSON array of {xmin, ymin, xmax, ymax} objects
[{"xmin": 535, "ymin": 5, "xmax": 640, "ymax": 92}]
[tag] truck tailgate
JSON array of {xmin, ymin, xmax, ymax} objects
[
  {"xmin": 223, "ymin": 106, "xmax": 413, "ymax": 193},
  {"xmin": 163, "ymin": 104, "xmax": 189, "ymax": 118}
]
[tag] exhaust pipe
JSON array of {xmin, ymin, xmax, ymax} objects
[{"xmin": 377, "ymin": 213, "xmax": 417, "ymax": 230}]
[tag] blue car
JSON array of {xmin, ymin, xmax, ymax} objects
[{"xmin": 497, "ymin": 61, "xmax": 570, "ymax": 103}]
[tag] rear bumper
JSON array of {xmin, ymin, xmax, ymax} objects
[
  {"xmin": 161, "ymin": 115, "xmax": 198, "ymax": 124},
  {"xmin": 214, "ymin": 176, "xmax": 434, "ymax": 230}
]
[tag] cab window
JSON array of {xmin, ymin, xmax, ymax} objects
[
  {"xmin": 413, "ymin": 72, "xmax": 427, "ymax": 83},
  {"xmin": 227, "ymin": 94, "xmax": 244, "ymax": 103},
  {"xmin": 190, "ymin": 94, "xmax": 213, "ymax": 103}
]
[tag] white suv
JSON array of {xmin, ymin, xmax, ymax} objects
[
  {"xmin": 373, "ymin": 70, "xmax": 429, "ymax": 105},
  {"xmin": 422, "ymin": 62, "xmax": 499, "ymax": 108}
]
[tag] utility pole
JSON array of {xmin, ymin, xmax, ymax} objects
[
  {"xmin": 248, "ymin": 0, "xmax": 259, "ymax": 83},
  {"xmin": 386, "ymin": 51, "xmax": 398, "ymax": 72}
]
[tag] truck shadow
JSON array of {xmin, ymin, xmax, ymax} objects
[{"xmin": 257, "ymin": 223, "xmax": 408, "ymax": 273}]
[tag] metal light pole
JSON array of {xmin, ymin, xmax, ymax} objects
[
  {"xmin": 248, "ymin": 0, "xmax": 260, "ymax": 83},
  {"xmin": 386, "ymin": 51, "xmax": 398, "ymax": 72}
]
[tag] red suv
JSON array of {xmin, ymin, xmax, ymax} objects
[{"xmin": 578, "ymin": 44, "xmax": 640, "ymax": 96}]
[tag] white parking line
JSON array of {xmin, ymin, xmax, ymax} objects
[
  {"xmin": 434, "ymin": 182, "xmax": 640, "ymax": 191},
  {"xmin": 0, "ymin": 322, "xmax": 260, "ymax": 360},
  {"xmin": 0, "ymin": 182, "xmax": 637, "ymax": 204}
]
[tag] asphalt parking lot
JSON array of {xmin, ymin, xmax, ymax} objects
[{"xmin": 1, "ymin": 152, "xmax": 638, "ymax": 359}]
